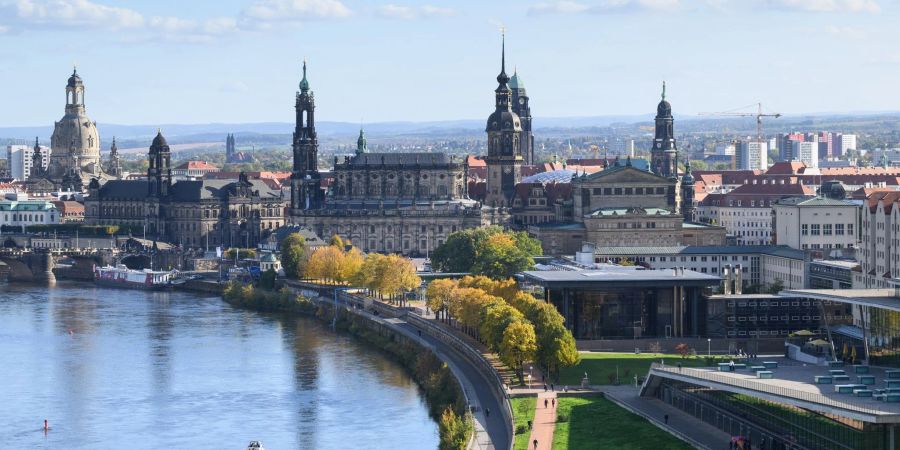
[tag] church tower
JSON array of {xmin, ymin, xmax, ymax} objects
[
  {"xmin": 356, "ymin": 128, "xmax": 368, "ymax": 156},
  {"xmin": 30, "ymin": 137, "xmax": 45, "ymax": 179},
  {"xmin": 107, "ymin": 137, "xmax": 122, "ymax": 178},
  {"xmin": 509, "ymin": 69, "xmax": 534, "ymax": 165},
  {"xmin": 484, "ymin": 31, "xmax": 523, "ymax": 208},
  {"xmin": 225, "ymin": 134, "xmax": 235, "ymax": 162},
  {"xmin": 290, "ymin": 60, "xmax": 323, "ymax": 214},
  {"xmin": 680, "ymin": 160, "xmax": 696, "ymax": 220},
  {"xmin": 651, "ymin": 81, "xmax": 677, "ymax": 178},
  {"xmin": 48, "ymin": 67, "xmax": 102, "ymax": 184},
  {"xmin": 148, "ymin": 130, "xmax": 172, "ymax": 198}
]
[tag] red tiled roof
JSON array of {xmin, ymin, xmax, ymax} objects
[
  {"xmin": 174, "ymin": 160, "xmax": 219, "ymax": 171},
  {"xmin": 466, "ymin": 155, "xmax": 486, "ymax": 168},
  {"xmin": 766, "ymin": 161, "xmax": 808, "ymax": 175}
]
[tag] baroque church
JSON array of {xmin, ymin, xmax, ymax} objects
[{"xmin": 28, "ymin": 69, "xmax": 118, "ymax": 192}]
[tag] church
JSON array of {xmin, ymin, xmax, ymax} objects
[{"xmin": 287, "ymin": 61, "xmax": 490, "ymax": 255}]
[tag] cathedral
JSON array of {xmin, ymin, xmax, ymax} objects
[{"xmin": 287, "ymin": 61, "xmax": 489, "ymax": 255}]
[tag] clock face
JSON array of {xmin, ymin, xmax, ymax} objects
[{"xmin": 518, "ymin": 98, "xmax": 525, "ymax": 105}]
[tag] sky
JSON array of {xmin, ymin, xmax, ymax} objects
[{"xmin": 1, "ymin": 0, "xmax": 899, "ymax": 126}]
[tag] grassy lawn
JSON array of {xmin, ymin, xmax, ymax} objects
[
  {"xmin": 510, "ymin": 396, "xmax": 537, "ymax": 450},
  {"xmin": 552, "ymin": 397, "xmax": 692, "ymax": 450},
  {"xmin": 558, "ymin": 352, "xmax": 715, "ymax": 386}
]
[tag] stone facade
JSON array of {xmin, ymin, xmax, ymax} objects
[{"xmin": 85, "ymin": 132, "xmax": 285, "ymax": 248}]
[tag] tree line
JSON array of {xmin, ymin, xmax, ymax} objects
[
  {"xmin": 430, "ymin": 226, "xmax": 542, "ymax": 279},
  {"xmin": 426, "ymin": 276, "xmax": 579, "ymax": 383}
]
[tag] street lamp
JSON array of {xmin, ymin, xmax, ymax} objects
[{"xmin": 708, "ymin": 338, "xmax": 712, "ymax": 357}]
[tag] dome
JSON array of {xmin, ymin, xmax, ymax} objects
[
  {"xmin": 657, "ymin": 99, "xmax": 671, "ymax": 117},
  {"xmin": 67, "ymin": 68, "xmax": 83, "ymax": 88},
  {"xmin": 486, "ymin": 109, "xmax": 522, "ymax": 132},
  {"xmin": 151, "ymin": 130, "xmax": 168, "ymax": 148}
]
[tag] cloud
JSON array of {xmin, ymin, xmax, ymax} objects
[
  {"xmin": 764, "ymin": 0, "xmax": 880, "ymax": 13},
  {"xmin": 527, "ymin": 0, "xmax": 681, "ymax": 15},
  {"xmin": 0, "ymin": 0, "xmax": 351, "ymax": 43},
  {"xmin": 825, "ymin": 25, "xmax": 867, "ymax": 39},
  {"xmin": 376, "ymin": 4, "xmax": 456, "ymax": 20},
  {"xmin": 527, "ymin": 1, "xmax": 591, "ymax": 15},
  {"xmin": 239, "ymin": 0, "xmax": 351, "ymax": 28},
  {"xmin": 1, "ymin": 0, "xmax": 145, "ymax": 30}
]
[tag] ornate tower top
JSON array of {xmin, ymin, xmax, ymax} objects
[
  {"xmin": 299, "ymin": 59, "xmax": 310, "ymax": 92},
  {"xmin": 496, "ymin": 28, "xmax": 510, "ymax": 91},
  {"xmin": 356, "ymin": 128, "xmax": 368, "ymax": 155}
]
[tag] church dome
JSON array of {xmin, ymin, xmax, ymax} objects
[
  {"xmin": 657, "ymin": 99, "xmax": 671, "ymax": 117},
  {"xmin": 486, "ymin": 109, "xmax": 523, "ymax": 133},
  {"xmin": 151, "ymin": 130, "xmax": 168, "ymax": 148},
  {"xmin": 67, "ymin": 69, "xmax": 83, "ymax": 87}
]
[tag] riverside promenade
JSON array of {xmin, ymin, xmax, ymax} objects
[{"xmin": 286, "ymin": 282, "xmax": 512, "ymax": 450}]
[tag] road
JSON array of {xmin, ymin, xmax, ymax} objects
[{"xmin": 395, "ymin": 320, "xmax": 511, "ymax": 450}]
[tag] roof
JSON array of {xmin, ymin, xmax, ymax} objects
[
  {"xmin": 775, "ymin": 196, "xmax": 857, "ymax": 207},
  {"xmin": 269, "ymin": 225, "xmax": 327, "ymax": 247},
  {"xmin": 50, "ymin": 200, "xmax": 84, "ymax": 213},
  {"xmin": 97, "ymin": 180, "xmax": 150, "ymax": 200},
  {"xmin": 343, "ymin": 152, "xmax": 457, "ymax": 167},
  {"xmin": 260, "ymin": 252, "xmax": 278, "ymax": 262},
  {"xmin": 508, "ymin": 72, "xmax": 525, "ymax": 90},
  {"xmin": 782, "ymin": 288, "xmax": 900, "ymax": 312},
  {"xmin": 0, "ymin": 200, "xmax": 57, "ymax": 211},
  {"xmin": 168, "ymin": 179, "xmax": 282, "ymax": 202},
  {"xmin": 591, "ymin": 245, "xmax": 806, "ymax": 260},
  {"xmin": 174, "ymin": 161, "xmax": 219, "ymax": 171},
  {"xmin": 766, "ymin": 161, "xmax": 807, "ymax": 175},
  {"xmin": 521, "ymin": 266, "xmax": 720, "ymax": 287},
  {"xmin": 521, "ymin": 169, "xmax": 576, "ymax": 184},
  {"xmin": 589, "ymin": 207, "xmax": 674, "ymax": 217},
  {"xmin": 809, "ymin": 259, "xmax": 859, "ymax": 270}
]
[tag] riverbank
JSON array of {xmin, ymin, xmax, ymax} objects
[{"xmin": 222, "ymin": 283, "xmax": 474, "ymax": 450}]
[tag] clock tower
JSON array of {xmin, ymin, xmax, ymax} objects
[
  {"xmin": 484, "ymin": 31, "xmax": 523, "ymax": 208},
  {"xmin": 290, "ymin": 60, "xmax": 324, "ymax": 216},
  {"xmin": 651, "ymin": 81, "xmax": 678, "ymax": 178},
  {"xmin": 509, "ymin": 69, "xmax": 533, "ymax": 165}
]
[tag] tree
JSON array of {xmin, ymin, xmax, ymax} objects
[
  {"xmin": 225, "ymin": 248, "xmax": 257, "ymax": 260},
  {"xmin": 305, "ymin": 246, "xmax": 345, "ymax": 283},
  {"xmin": 431, "ymin": 229, "xmax": 483, "ymax": 273},
  {"xmin": 500, "ymin": 321, "xmax": 537, "ymax": 384},
  {"xmin": 279, "ymin": 233, "xmax": 308, "ymax": 279},
  {"xmin": 480, "ymin": 301, "xmax": 524, "ymax": 352},
  {"xmin": 426, "ymin": 279, "xmax": 457, "ymax": 321},
  {"xmin": 259, "ymin": 268, "xmax": 277, "ymax": 290},
  {"xmin": 675, "ymin": 343, "xmax": 690, "ymax": 359},
  {"xmin": 526, "ymin": 301, "xmax": 580, "ymax": 379},
  {"xmin": 329, "ymin": 234, "xmax": 345, "ymax": 249},
  {"xmin": 438, "ymin": 407, "xmax": 471, "ymax": 450},
  {"xmin": 766, "ymin": 279, "xmax": 785, "ymax": 295},
  {"xmin": 339, "ymin": 247, "xmax": 365, "ymax": 283},
  {"xmin": 472, "ymin": 233, "xmax": 534, "ymax": 279},
  {"xmin": 432, "ymin": 227, "xmax": 541, "ymax": 279}
]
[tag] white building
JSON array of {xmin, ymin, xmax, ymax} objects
[
  {"xmin": 792, "ymin": 141, "xmax": 819, "ymax": 168},
  {"xmin": 736, "ymin": 140, "xmax": 767, "ymax": 170},
  {"xmin": 856, "ymin": 191, "xmax": 900, "ymax": 288},
  {"xmin": 772, "ymin": 197, "xmax": 859, "ymax": 254},
  {"xmin": 835, "ymin": 133, "xmax": 857, "ymax": 157},
  {"xmin": 0, "ymin": 199, "xmax": 59, "ymax": 231},
  {"xmin": 6, "ymin": 143, "xmax": 51, "ymax": 181}
]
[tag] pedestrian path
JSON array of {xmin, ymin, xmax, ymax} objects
[
  {"xmin": 527, "ymin": 392, "xmax": 557, "ymax": 450},
  {"xmin": 602, "ymin": 385, "xmax": 730, "ymax": 450}
]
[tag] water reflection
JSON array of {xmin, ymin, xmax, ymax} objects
[{"xmin": 0, "ymin": 282, "xmax": 438, "ymax": 449}]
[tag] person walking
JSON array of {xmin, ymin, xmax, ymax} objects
[
  {"xmin": 544, "ymin": 398, "xmax": 549, "ymax": 408},
  {"xmin": 533, "ymin": 439, "xmax": 538, "ymax": 450},
  {"xmin": 551, "ymin": 398, "xmax": 556, "ymax": 408},
  {"xmin": 485, "ymin": 408, "xmax": 490, "ymax": 418},
  {"xmin": 664, "ymin": 414, "xmax": 669, "ymax": 425}
]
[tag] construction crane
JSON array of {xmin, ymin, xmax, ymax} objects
[{"xmin": 699, "ymin": 103, "xmax": 782, "ymax": 144}]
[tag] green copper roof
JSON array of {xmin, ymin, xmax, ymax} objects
[
  {"xmin": 299, "ymin": 60, "xmax": 310, "ymax": 91},
  {"xmin": 509, "ymin": 71, "xmax": 525, "ymax": 90}
]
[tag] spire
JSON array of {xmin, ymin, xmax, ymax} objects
[
  {"xmin": 661, "ymin": 81, "xmax": 666, "ymax": 101},
  {"xmin": 356, "ymin": 127, "xmax": 367, "ymax": 155},
  {"xmin": 496, "ymin": 27, "xmax": 509, "ymax": 87},
  {"xmin": 34, "ymin": 136, "xmax": 39, "ymax": 149},
  {"xmin": 299, "ymin": 58, "xmax": 310, "ymax": 92},
  {"xmin": 110, "ymin": 136, "xmax": 118, "ymax": 153}
]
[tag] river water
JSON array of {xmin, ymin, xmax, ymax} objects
[{"xmin": 0, "ymin": 282, "xmax": 439, "ymax": 449}]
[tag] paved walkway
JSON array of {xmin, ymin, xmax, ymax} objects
[
  {"xmin": 602, "ymin": 385, "xmax": 731, "ymax": 450},
  {"xmin": 527, "ymin": 392, "xmax": 557, "ymax": 450}
]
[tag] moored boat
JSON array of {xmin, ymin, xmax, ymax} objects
[{"xmin": 94, "ymin": 264, "xmax": 173, "ymax": 290}]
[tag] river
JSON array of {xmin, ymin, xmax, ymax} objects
[{"xmin": 0, "ymin": 282, "xmax": 439, "ymax": 449}]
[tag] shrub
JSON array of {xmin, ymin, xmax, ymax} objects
[{"xmin": 557, "ymin": 412, "xmax": 570, "ymax": 423}]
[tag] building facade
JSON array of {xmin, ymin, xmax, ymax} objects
[
  {"xmin": 7, "ymin": 140, "xmax": 50, "ymax": 181},
  {"xmin": 0, "ymin": 200, "xmax": 59, "ymax": 231},
  {"xmin": 85, "ymin": 131, "xmax": 285, "ymax": 248},
  {"xmin": 773, "ymin": 196, "xmax": 859, "ymax": 253},
  {"xmin": 287, "ymin": 62, "xmax": 489, "ymax": 255}
]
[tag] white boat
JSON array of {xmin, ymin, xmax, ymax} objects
[{"xmin": 94, "ymin": 264, "xmax": 173, "ymax": 290}]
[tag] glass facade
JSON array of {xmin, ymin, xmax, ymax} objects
[
  {"xmin": 547, "ymin": 287, "xmax": 706, "ymax": 339},
  {"xmin": 867, "ymin": 307, "xmax": 900, "ymax": 368},
  {"xmin": 706, "ymin": 295, "xmax": 849, "ymax": 339},
  {"xmin": 657, "ymin": 380, "xmax": 892, "ymax": 450}
]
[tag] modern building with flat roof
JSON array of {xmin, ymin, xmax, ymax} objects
[
  {"xmin": 520, "ymin": 265, "xmax": 720, "ymax": 339},
  {"xmin": 640, "ymin": 285, "xmax": 900, "ymax": 449}
]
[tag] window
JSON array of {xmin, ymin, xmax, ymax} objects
[
  {"xmin": 811, "ymin": 224, "xmax": 821, "ymax": 236},
  {"xmin": 848, "ymin": 223, "xmax": 854, "ymax": 235},
  {"xmin": 835, "ymin": 224, "xmax": 844, "ymax": 235},
  {"xmin": 823, "ymin": 224, "xmax": 832, "ymax": 236},
  {"xmin": 801, "ymin": 224, "xmax": 808, "ymax": 235}
]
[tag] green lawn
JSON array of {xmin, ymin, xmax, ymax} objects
[
  {"xmin": 552, "ymin": 397, "xmax": 692, "ymax": 450},
  {"xmin": 558, "ymin": 352, "xmax": 715, "ymax": 386},
  {"xmin": 510, "ymin": 396, "xmax": 537, "ymax": 450}
]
